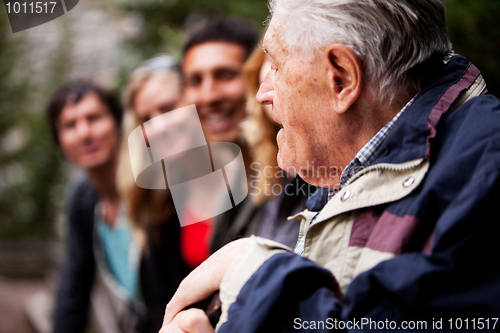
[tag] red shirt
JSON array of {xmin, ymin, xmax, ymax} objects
[{"xmin": 180, "ymin": 209, "xmax": 213, "ymax": 269}]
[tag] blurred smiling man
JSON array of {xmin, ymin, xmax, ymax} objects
[{"xmin": 181, "ymin": 17, "xmax": 259, "ymax": 144}]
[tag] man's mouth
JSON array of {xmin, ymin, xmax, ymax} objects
[
  {"xmin": 202, "ymin": 111, "xmax": 236, "ymax": 133},
  {"xmin": 208, "ymin": 113, "xmax": 231, "ymax": 123},
  {"xmin": 81, "ymin": 143, "xmax": 100, "ymax": 155}
]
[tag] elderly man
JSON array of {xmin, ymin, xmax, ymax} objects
[{"xmin": 161, "ymin": 0, "xmax": 500, "ymax": 332}]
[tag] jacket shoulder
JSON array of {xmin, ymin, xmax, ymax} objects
[
  {"xmin": 66, "ymin": 176, "xmax": 98, "ymax": 228},
  {"xmin": 445, "ymin": 94, "xmax": 500, "ymax": 147}
]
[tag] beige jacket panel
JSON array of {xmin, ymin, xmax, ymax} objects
[{"xmin": 304, "ymin": 158, "xmax": 429, "ymax": 294}]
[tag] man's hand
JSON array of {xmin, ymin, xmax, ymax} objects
[
  {"xmin": 161, "ymin": 238, "xmax": 251, "ymax": 331},
  {"xmin": 159, "ymin": 308, "xmax": 213, "ymax": 333}
]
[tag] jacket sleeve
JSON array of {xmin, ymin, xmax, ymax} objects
[
  {"xmin": 217, "ymin": 160, "xmax": 500, "ymax": 332},
  {"xmin": 52, "ymin": 179, "xmax": 97, "ymax": 333}
]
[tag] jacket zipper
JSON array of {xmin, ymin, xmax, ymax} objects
[{"xmin": 344, "ymin": 158, "xmax": 426, "ymax": 187}]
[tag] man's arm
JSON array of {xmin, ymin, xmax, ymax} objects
[
  {"xmin": 52, "ymin": 180, "xmax": 96, "ymax": 333},
  {"xmin": 162, "ymin": 238, "xmax": 252, "ymax": 326},
  {"xmin": 160, "ymin": 236, "xmax": 333, "ymax": 333}
]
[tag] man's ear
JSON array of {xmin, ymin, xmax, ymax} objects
[{"xmin": 325, "ymin": 44, "xmax": 362, "ymax": 114}]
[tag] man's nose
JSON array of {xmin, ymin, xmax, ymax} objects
[
  {"xmin": 75, "ymin": 120, "xmax": 91, "ymax": 140},
  {"xmin": 256, "ymin": 72, "xmax": 273, "ymax": 106},
  {"xmin": 199, "ymin": 77, "xmax": 223, "ymax": 106}
]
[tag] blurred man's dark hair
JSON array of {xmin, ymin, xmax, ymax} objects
[
  {"xmin": 46, "ymin": 80, "xmax": 123, "ymax": 146},
  {"xmin": 182, "ymin": 16, "xmax": 260, "ymax": 60}
]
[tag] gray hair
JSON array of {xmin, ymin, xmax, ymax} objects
[{"xmin": 269, "ymin": 0, "xmax": 453, "ymax": 104}]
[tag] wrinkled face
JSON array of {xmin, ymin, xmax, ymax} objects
[
  {"xmin": 257, "ymin": 21, "xmax": 345, "ymax": 187},
  {"xmin": 182, "ymin": 42, "xmax": 247, "ymax": 143},
  {"xmin": 133, "ymin": 75, "xmax": 181, "ymax": 124},
  {"xmin": 57, "ymin": 93, "xmax": 119, "ymax": 170}
]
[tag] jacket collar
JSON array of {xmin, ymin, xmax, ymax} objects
[
  {"xmin": 307, "ymin": 55, "xmax": 484, "ymax": 225},
  {"xmin": 372, "ymin": 54, "xmax": 480, "ymax": 165},
  {"xmin": 303, "ymin": 55, "xmax": 483, "ymax": 216}
]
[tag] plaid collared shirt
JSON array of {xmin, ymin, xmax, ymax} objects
[{"xmin": 294, "ymin": 97, "xmax": 415, "ymax": 255}]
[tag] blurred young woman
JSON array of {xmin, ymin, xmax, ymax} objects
[{"xmin": 116, "ymin": 55, "xmax": 201, "ymax": 333}]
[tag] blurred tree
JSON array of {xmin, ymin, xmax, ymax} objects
[
  {"xmin": 0, "ymin": 8, "xmax": 68, "ymax": 238},
  {"xmin": 118, "ymin": 0, "xmax": 269, "ymax": 62},
  {"xmin": 445, "ymin": 0, "xmax": 500, "ymax": 96}
]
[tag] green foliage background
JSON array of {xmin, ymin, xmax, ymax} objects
[
  {"xmin": 0, "ymin": 0, "xmax": 498, "ymax": 239},
  {"xmin": 119, "ymin": 0, "xmax": 269, "ymax": 57},
  {"xmin": 0, "ymin": 9, "xmax": 68, "ymax": 238},
  {"xmin": 445, "ymin": 0, "xmax": 500, "ymax": 96}
]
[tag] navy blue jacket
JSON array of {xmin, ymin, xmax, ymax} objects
[{"xmin": 217, "ymin": 55, "xmax": 500, "ymax": 332}]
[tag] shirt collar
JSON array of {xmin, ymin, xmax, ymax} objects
[{"xmin": 328, "ymin": 97, "xmax": 415, "ymax": 200}]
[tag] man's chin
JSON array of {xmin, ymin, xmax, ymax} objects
[
  {"xmin": 299, "ymin": 170, "xmax": 340, "ymax": 189},
  {"xmin": 278, "ymin": 153, "xmax": 338, "ymax": 188},
  {"xmin": 82, "ymin": 156, "xmax": 112, "ymax": 171},
  {"xmin": 204, "ymin": 129, "xmax": 239, "ymax": 144},
  {"xmin": 277, "ymin": 151, "xmax": 298, "ymax": 176}
]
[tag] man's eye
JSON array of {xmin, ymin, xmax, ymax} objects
[
  {"xmin": 159, "ymin": 104, "xmax": 175, "ymax": 113},
  {"xmin": 215, "ymin": 70, "xmax": 237, "ymax": 81},
  {"xmin": 61, "ymin": 121, "xmax": 75, "ymax": 129},
  {"xmin": 88, "ymin": 113, "xmax": 103, "ymax": 122},
  {"xmin": 185, "ymin": 76, "xmax": 201, "ymax": 87}
]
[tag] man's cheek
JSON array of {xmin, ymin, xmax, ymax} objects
[
  {"xmin": 276, "ymin": 129, "xmax": 298, "ymax": 175},
  {"xmin": 182, "ymin": 89, "xmax": 197, "ymax": 104}
]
